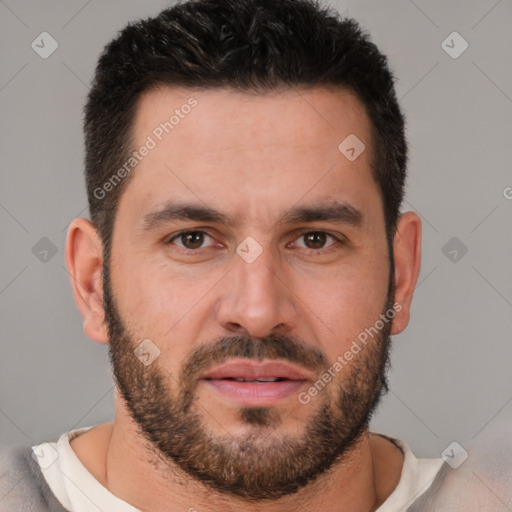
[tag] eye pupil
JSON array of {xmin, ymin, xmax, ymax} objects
[
  {"xmin": 175, "ymin": 232, "xmax": 332, "ymax": 251},
  {"xmin": 305, "ymin": 232, "xmax": 326, "ymax": 249},
  {"xmin": 182, "ymin": 232, "xmax": 204, "ymax": 249}
]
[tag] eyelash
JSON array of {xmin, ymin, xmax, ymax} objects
[{"xmin": 166, "ymin": 229, "xmax": 346, "ymax": 255}]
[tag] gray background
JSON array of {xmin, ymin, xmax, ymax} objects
[{"xmin": 1, "ymin": 0, "xmax": 511, "ymax": 463}]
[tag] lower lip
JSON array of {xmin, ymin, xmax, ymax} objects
[{"xmin": 203, "ymin": 379, "xmax": 307, "ymax": 406}]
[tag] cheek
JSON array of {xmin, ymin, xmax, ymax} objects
[
  {"xmin": 294, "ymin": 259, "xmax": 389, "ymax": 352},
  {"xmin": 110, "ymin": 250, "xmax": 220, "ymax": 352},
  {"xmin": 119, "ymin": 271, "xmax": 204, "ymax": 334}
]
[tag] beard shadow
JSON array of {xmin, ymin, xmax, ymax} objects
[{"xmin": 103, "ymin": 262, "xmax": 395, "ymax": 499}]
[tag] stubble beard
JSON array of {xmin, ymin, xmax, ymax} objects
[{"xmin": 104, "ymin": 262, "xmax": 394, "ymax": 499}]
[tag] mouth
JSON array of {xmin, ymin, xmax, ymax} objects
[{"xmin": 200, "ymin": 359, "xmax": 312, "ymax": 406}]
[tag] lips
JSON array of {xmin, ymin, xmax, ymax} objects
[
  {"xmin": 200, "ymin": 359, "xmax": 312, "ymax": 406},
  {"xmin": 201, "ymin": 359, "xmax": 311, "ymax": 382}
]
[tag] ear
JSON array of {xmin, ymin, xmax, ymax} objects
[
  {"xmin": 390, "ymin": 211, "xmax": 422, "ymax": 335},
  {"xmin": 65, "ymin": 218, "xmax": 108, "ymax": 344}
]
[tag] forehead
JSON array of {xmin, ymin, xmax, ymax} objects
[
  {"xmin": 120, "ymin": 86, "xmax": 381, "ymax": 229},
  {"xmin": 133, "ymin": 86, "xmax": 371, "ymax": 155}
]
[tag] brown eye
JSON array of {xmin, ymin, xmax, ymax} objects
[
  {"xmin": 303, "ymin": 232, "xmax": 328, "ymax": 249},
  {"xmin": 170, "ymin": 231, "xmax": 213, "ymax": 250},
  {"xmin": 181, "ymin": 232, "xmax": 204, "ymax": 249},
  {"xmin": 290, "ymin": 230, "xmax": 344, "ymax": 253}
]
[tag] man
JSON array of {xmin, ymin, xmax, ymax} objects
[{"xmin": 0, "ymin": 0, "xmax": 477, "ymax": 510}]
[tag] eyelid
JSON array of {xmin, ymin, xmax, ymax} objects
[
  {"xmin": 167, "ymin": 229, "xmax": 218, "ymax": 249},
  {"xmin": 290, "ymin": 229, "xmax": 345, "ymax": 250},
  {"xmin": 165, "ymin": 228, "xmax": 347, "ymax": 252}
]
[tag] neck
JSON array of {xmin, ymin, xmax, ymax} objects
[{"xmin": 74, "ymin": 398, "xmax": 403, "ymax": 512}]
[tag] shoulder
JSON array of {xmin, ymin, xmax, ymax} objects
[
  {"xmin": 0, "ymin": 444, "xmax": 34, "ymax": 484},
  {"xmin": 0, "ymin": 444, "xmax": 69, "ymax": 512},
  {"xmin": 408, "ymin": 409, "xmax": 512, "ymax": 511},
  {"xmin": 0, "ymin": 444, "xmax": 38, "ymax": 509}
]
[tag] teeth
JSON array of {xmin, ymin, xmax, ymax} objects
[{"xmin": 232, "ymin": 377, "xmax": 279, "ymax": 382}]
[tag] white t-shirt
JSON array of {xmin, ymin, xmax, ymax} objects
[{"xmin": 33, "ymin": 426, "xmax": 444, "ymax": 512}]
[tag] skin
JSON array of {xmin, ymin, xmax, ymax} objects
[{"xmin": 66, "ymin": 86, "xmax": 421, "ymax": 511}]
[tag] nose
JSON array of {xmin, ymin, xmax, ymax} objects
[{"xmin": 216, "ymin": 244, "xmax": 297, "ymax": 339}]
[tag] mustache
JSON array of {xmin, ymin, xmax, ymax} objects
[{"xmin": 180, "ymin": 333, "xmax": 329, "ymax": 384}]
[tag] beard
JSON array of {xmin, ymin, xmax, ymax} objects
[{"xmin": 103, "ymin": 262, "xmax": 395, "ymax": 500}]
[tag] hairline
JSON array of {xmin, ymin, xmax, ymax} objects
[{"xmin": 100, "ymin": 83, "xmax": 387, "ymax": 256}]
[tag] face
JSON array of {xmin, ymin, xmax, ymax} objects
[{"xmin": 104, "ymin": 87, "xmax": 395, "ymax": 498}]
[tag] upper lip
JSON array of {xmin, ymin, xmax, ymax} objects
[{"xmin": 201, "ymin": 359, "xmax": 313, "ymax": 381}]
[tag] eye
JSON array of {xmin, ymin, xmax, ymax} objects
[
  {"xmin": 292, "ymin": 231, "xmax": 340, "ymax": 251},
  {"xmin": 168, "ymin": 230, "xmax": 216, "ymax": 250}
]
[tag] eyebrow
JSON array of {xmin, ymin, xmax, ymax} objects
[
  {"xmin": 140, "ymin": 200, "xmax": 364, "ymax": 231},
  {"xmin": 141, "ymin": 203, "xmax": 231, "ymax": 231},
  {"xmin": 279, "ymin": 202, "xmax": 363, "ymax": 228}
]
